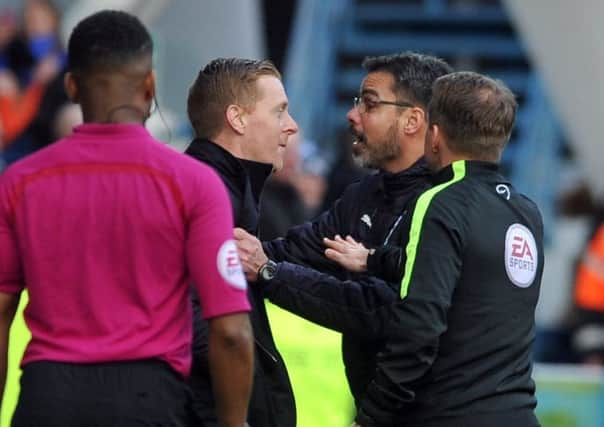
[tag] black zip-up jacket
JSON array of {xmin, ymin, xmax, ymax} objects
[
  {"xmin": 261, "ymin": 158, "xmax": 431, "ymax": 403},
  {"xmin": 356, "ymin": 160, "xmax": 544, "ymax": 427},
  {"xmin": 185, "ymin": 139, "xmax": 295, "ymax": 427}
]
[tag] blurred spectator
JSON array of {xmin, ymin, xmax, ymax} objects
[
  {"xmin": 531, "ymin": 181, "xmax": 596, "ymax": 364},
  {"xmin": 1, "ymin": 0, "xmax": 68, "ymax": 164},
  {"xmin": 319, "ymin": 129, "xmax": 369, "ymax": 213},
  {"xmin": 293, "ymin": 171, "xmax": 326, "ymax": 218},
  {"xmin": 291, "ymin": 136, "xmax": 327, "ymax": 215},
  {"xmin": 258, "ymin": 134, "xmax": 324, "ymax": 240},
  {"xmin": 0, "ymin": 9, "xmax": 18, "ymax": 69},
  {"xmin": 570, "ymin": 203, "xmax": 604, "ymax": 366},
  {"xmin": 0, "ymin": 8, "xmax": 18, "ymax": 156},
  {"xmin": 3, "ymin": 0, "xmax": 64, "ymax": 85},
  {"xmin": 0, "ymin": 55, "xmax": 60, "ymax": 148}
]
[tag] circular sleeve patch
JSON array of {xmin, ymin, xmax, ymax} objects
[
  {"xmin": 504, "ymin": 223, "xmax": 538, "ymax": 288},
  {"xmin": 217, "ymin": 240, "xmax": 247, "ymax": 290}
]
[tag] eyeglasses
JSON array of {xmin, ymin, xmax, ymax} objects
[{"xmin": 353, "ymin": 96, "xmax": 414, "ymax": 114}]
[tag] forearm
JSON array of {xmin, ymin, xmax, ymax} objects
[
  {"xmin": 208, "ymin": 313, "xmax": 254, "ymax": 427},
  {"xmin": 263, "ymin": 262, "xmax": 397, "ymax": 336},
  {"xmin": 263, "ymin": 209, "xmax": 346, "ymax": 276},
  {"xmin": 264, "ymin": 236, "xmax": 337, "ymax": 275}
]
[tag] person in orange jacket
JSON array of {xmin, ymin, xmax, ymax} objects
[
  {"xmin": 0, "ymin": 54, "xmax": 59, "ymax": 148},
  {"xmin": 572, "ymin": 221, "xmax": 604, "ymax": 365}
]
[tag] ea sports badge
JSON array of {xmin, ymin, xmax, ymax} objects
[
  {"xmin": 505, "ymin": 223, "xmax": 538, "ymax": 288},
  {"xmin": 217, "ymin": 240, "xmax": 247, "ymax": 290}
]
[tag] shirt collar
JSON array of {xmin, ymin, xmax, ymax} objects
[{"xmin": 72, "ymin": 123, "xmax": 151, "ymax": 139}]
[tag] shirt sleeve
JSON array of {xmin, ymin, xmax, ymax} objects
[
  {"xmin": 262, "ymin": 261, "xmax": 398, "ymax": 337},
  {"xmin": 0, "ymin": 174, "xmax": 24, "ymax": 294},
  {"xmin": 186, "ymin": 167, "xmax": 250, "ymax": 319},
  {"xmin": 357, "ymin": 198, "xmax": 465, "ymax": 426},
  {"xmin": 263, "ymin": 184, "xmax": 357, "ymax": 276}
]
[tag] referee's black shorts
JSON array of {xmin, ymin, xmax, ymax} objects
[{"xmin": 11, "ymin": 359, "xmax": 195, "ymax": 427}]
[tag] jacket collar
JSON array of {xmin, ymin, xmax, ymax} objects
[
  {"xmin": 185, "ymin": 138, "xmax": 273, "ymax": 203},
  {"xmin": 373, "ymin": 157, "xmax": 431, "ymax": 200},
  {"xmin": 240, "ymin": 158, "xmax": 274, "ymax": 204},
  {"xmin": 72, "ymin": 123, "xmax": 150, "ymax": 139},
  {"xmin": 431, "ymin": 160, "xmax": 501, "ymax": 186},
  {"xmin": 382, "ymin": 157, "xmax": 430, "ymax": 186}
]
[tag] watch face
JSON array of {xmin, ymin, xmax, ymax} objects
[{"xmin": 260, "ymin": 261, "xmax": 277, "ymax": 281}]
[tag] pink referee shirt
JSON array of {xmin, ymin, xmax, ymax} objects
[{"xmin": 0, "ymin": 124, "xmax": 250, "ymax": 377}]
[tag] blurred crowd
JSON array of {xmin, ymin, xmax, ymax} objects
[{"xmin": 0, "ymin": 0, "xmax": 81, "ymax": 170}]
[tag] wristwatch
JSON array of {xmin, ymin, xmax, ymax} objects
[{"xmin": 258, "ymin": 260, "xmax": 278, "ymax": 282}]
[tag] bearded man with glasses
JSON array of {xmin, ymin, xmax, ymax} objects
[{"xmin": 234, "ymin": 52, "xmax": 452, "ymax": 424}]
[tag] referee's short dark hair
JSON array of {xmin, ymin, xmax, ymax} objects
[
  {"xmin": 362, "ymin": 52, "xmax": 453, "ymax": 108},
  {"xmin": 67, "ymin": 10, "xmax": 153, "ymax": 74},
  {"xmin": 429, "ymin": 71, "xmax": 517, "ymax": 161}
]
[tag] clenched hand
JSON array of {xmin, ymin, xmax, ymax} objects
[{"xmin": 234, "ymin": 227, "xmax": 268, "ymax": 282}]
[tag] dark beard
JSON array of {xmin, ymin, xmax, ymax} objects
[{"xmin": 362, "ymin": 123, "xmax": 401, "ymax": 169}]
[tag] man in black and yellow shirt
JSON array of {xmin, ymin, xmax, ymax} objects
[{"xmin": 326, "ymin": 72, "xmax": 543, "ymax": 427}]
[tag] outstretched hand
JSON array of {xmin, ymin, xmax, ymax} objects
[
  {"xmin": 323, "ymin": 235, "xmax": 370, "ymax": 273},
  {"xmin": 234, "ymin": 227, "xmax": 268, "ymax": 282}
]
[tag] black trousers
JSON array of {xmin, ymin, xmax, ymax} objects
[{"xmin": 11, "ymin": 360, "xmax": 194, "ymax": 427}]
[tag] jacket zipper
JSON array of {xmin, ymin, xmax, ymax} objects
[{"xmin": 255, "ymin": 339, "xmax": 278, "ymax": 363}]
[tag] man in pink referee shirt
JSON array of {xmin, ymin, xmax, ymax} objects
[{"xmin": 0, "ymin": 10, "xmax": 253, "ymax": 427}]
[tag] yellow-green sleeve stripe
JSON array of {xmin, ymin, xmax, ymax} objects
[{"xmin": 400, "ymin": 160, "xmax": 467, "ymax": 299}]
